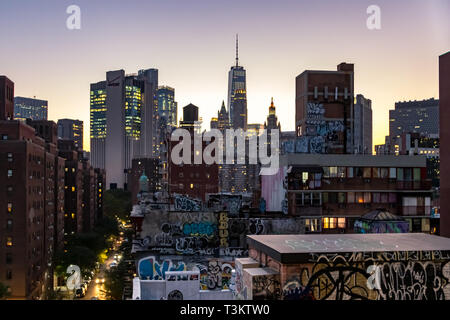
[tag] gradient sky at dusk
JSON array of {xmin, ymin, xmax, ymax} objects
[{"xmin": 1, "ymin": 0, "xmax": 449, "ymax": 151}]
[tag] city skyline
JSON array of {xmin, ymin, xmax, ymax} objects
[{"xmin": 1, "ymin": 0, "xmax": 449, "ymax": 151}]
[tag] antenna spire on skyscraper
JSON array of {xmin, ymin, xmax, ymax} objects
[{"xmin": 236, "ymin": 34, "xmax": 239, "ymax": 67}]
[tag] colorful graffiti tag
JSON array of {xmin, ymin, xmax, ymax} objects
[{"xmin": 138, "ymin": 256, "xmax": 187, "ymax": 280}]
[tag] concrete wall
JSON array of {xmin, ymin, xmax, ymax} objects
[{"xmin": 136, "ymin": 210, "xmax": 305, "ymax": 255}]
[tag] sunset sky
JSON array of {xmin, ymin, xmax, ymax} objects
[{"xmin": 1, "ymin": 0, "xmax": 449, "ymax": 151}]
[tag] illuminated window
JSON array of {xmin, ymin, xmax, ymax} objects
[
  {"xmin": 71, "ymin": 187, "xmax": 75, "ymax": 192},
  {"xmin": 7, "ymin": 170, "xmax": 13, "ymax": 177},
  {"xmin": 190, "ymin": 184, "xmax": 194, "ymax": 189},
  {"xmin": 330, "ymin": 167, "xmax": 338, "ymax": 178},
  {"xmin": 71, "ymin": 213, "xmax": 75, "ymax": 219},
  {"xmin": 7, "ymin": 203, "xmax": 12, "ymax": 213},
  {"xmin": 6, "ymin": 237, "xmax": 13, "ymax": 247},
  {"xmin": 323, "ymin": 218, "xmax": 329, "ymax": 229},
  {"xmin": 338, "ymin": 218, "xmax": 346, "ymax": 229},
  {"xmin": 329, "ymin": 218, "xmax": 337, "ymax": 229},
  {"xmin": 302, "ymin": 172, "xmax": 308, "ymax": 183},
  {"xmin": 356, "ymin": 193, "xmax": 364, "ymax": 203}
]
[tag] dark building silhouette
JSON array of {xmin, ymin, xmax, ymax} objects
[
  {"xmin": 57, "ymin": 119, "xmax": 84, "ymax": 150},
  {"xmin": 440, "ymin": 52, "xmax": 450, "ymax": 238},
  {"xmin": 130, "ymin": 158, "xmax": 162, "ymax": 205},
  {"xmin": 0, "ymin": 76, "xmax": 14, "ymax": 120}
]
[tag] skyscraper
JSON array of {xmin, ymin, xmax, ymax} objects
[
  {"xmin": 90, "ymin": 69, "xmax": 157, "ymax": 189},
  {"xmin": 57, "ymin": 119, "xmax": 84, "ymax": 149},
  {"xmin": 264, "ymin": 98, "xmax": 281, "ymax": 131},
  {"xmin": 353, "ymin": 94, "xmax": 372, "ymax": 154},
  {"xmin": 157, "ymin": 86, "xmax": 178, "ymax": 130},
  {"xmin": 227, "ymin": 35, "xmax": 247, "ymax": 130},
  {"xmin": 14, "ymin": 97, "xmax": 48, "ymax": 121},
  {"xmin": 137, "ymin": 69, "xmax": 158, "ymax": 158}
]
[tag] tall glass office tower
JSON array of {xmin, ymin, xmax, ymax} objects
[
  {"xmin": 90, "ymin": 70, "xmax": 154, "ymax": 189},
  {"xmin": 14, "ymin": 97, "xmax": 48, "ymax": 121},
  {"xmin": 227, "ymin": 35, "xmax": 247, "ymax": 130},
  {"xmin": 157, "ymin": 86, "xmax": 178, "ymax": 129}
]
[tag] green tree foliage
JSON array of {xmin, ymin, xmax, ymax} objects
[
  {"xmin": 0, "ymin": 283, "xmax": 10, "ymax": 300},
  {"xmin": 104, "ymin": 235, "xmax": 133, "ymax": 300},
  {"xmin": 53, "ymin": 216, "xmax": 120, "ymax": 279},
  {"xmin": 103, "ymin": 189, "xmax": 132, "ymax": 221}
]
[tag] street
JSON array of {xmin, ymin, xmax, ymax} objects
[{"xmin": 81, "ymin": 255, "xmax": 116, "ymax": 300}]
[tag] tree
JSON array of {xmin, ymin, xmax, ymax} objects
[
  {"xmin": 0, "ymin": 283, "xmax": 10, "ymax": 300},
  {"xmin": 104, "ymin": 189, "xmax": 132, "ymax": 221}
]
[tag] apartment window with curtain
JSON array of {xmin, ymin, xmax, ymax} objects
[
  {"xmin": 390, "ymin": 168, "xmax": 397, "ymax": 179},
  {"xmin": 397, "ymin": 168, "xmax": 404, "ymax": 181}
]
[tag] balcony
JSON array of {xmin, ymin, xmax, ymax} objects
[{"xmin": 401, "ymin": 206, "xmax": 431, "ymax": 216}]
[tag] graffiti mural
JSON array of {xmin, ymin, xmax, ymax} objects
[
  {"xmin": 377, "ymin": 261, "xmax": 450, "ymax": 300},
  {"xmin": 281, "ymin": 253, "xmax": 450, "ymax": 300},
  {"xmin": 174, "ymin": 194, "xmax": 202, "ymax": 212},
  {"xmin": 253, "ymin": 275, "xmax": 282, "ymax": 300},
  {"xmin": 206, "ymin": 194, "xmax": 242, "ymax": 216},
  {"xmin": 219, "ymin": 212, "xmax": 229, "ymax": 248},
  {"xmin": 183, "ymin": 222, "xmax": 217, "ymax": 238},
  {"xmin": 195, "ymin": 260, "xmax": 234, "ymax": 290},
  {"xmin": 138, "ymin": 256, "xmax": 187, "ymax": 280}
]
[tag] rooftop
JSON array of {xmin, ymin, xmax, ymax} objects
[{"xmin": 247, "ymin": 233, "xmax": 450, "ymax": 264}]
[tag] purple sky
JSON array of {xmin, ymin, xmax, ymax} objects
[{"xmin": 1, "ymin": 0, "xmax": 449, "ymax": 150}]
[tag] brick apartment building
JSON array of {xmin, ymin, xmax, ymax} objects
[
  {"xmin": 1, "ymin": 76, "xmax": 106, "ymax": 299},
  {"xmin": 261, "ymin": 153, "xmax": 436, "ymax": 235},
  {"xmin": 440, "ymin": 52, "xmax": 450, "ymax": 238},
  {"xmin": 295, "ymin": 63, "xmax": 354, "ymax": 154},
  {"xmin": 0, "ymin": 120, "xmax": 59, "ymax": 299},
  {"xmin": 236, "ymin": 233, "xmax": 450, "ymax": 300},
  {"xmin": 169, "ymin": 104, "xmax": 219, "ymax": 201}
]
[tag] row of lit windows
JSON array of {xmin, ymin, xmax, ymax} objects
[{"xmin": 321, "ymin": 167, "xmax": 422, "ymax": 181}]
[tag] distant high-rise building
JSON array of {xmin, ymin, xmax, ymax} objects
[
  {"xmin": 353, "ymin": 94, "xmax": 372, "ymax": 154},
  {"xmin": 377, "ymin": 98, "xmax": 440, "ymax": 155},
  {"xmin": 0, "ymin": 76, "xmax": 14, "ymax": 120},
  {"xmin": 57, "ymin": 119, "xmax": 84, "ymax": 149},
  {"xmin": 440, "ymin": 51, "xmax": 450, "ymax": 238},
  {"xmin": 210, "ymin": 101, "xmax": 230, "ymax": 132},
  {"xmin": 389, "ymin": 98, "xmax": 439, "ymax": 138},
  {"xmin": 227, "ymin": 35, "xmax": 247, "ymax": 130},
  {"xmin": 210, "ymin": 117, "xmax": 218, "ymax": 130},
  {"xmin": 14, "ymin": 97, "xmax": 48, "ymax": 121},
  {"xmin": 90, "ymin": 69, "xmax": 157, "ymax": 189},
  {"xmin": 90, "ymin": 80, "xmax": 107, "ymax": 169},
  {"xmin": 157, "ymin": 86, "xmax": 177, "ymax": 129},
  {"xmin": 137, "ymin": 69, "xmax": 159, "ymax": 157},
  {"xmin": 264, "ymin": 98, "xmax": 280, "ymax": 131},
  {"xmin": 295, "ymin": 62, "xmax": 355, "ymax": 154}
]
